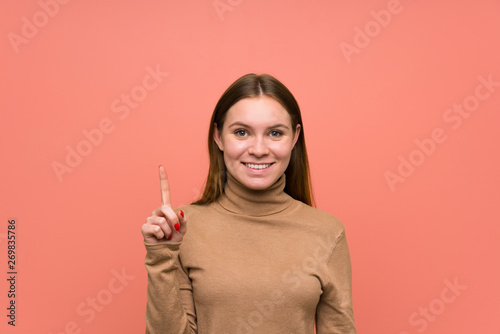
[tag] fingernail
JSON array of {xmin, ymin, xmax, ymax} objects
[
  {"xmin": 167, "ymin": 235, "xmax": 172, "ymax": 240},
  {"xmin": 174, "ymin": 223, "xmax": 180, "ymax": 231},
  {"xmin": 180, "ymin": 210, "xmax": 184, "ymax": 218}
]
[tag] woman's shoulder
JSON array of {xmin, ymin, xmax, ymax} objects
[
  {"xmin": 173, "ymin": 202, "xmax": 215, "ymax": 215},
  {"xmin": 292, "ymin": 199, "xmax": 346, "ymax": 234}
]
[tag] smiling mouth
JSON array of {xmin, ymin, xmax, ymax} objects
[{"xmin": 243, "ymin": 163, "xmax": 274, "ymax": 169}]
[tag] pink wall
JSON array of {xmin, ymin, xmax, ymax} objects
[{"xmin": 1, "ymin": 0, "xmax": 499, "ymax": 333}]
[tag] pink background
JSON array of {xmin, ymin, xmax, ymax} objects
[{"xmin": 1, "ymin": 0, "xmax": 499, "ymax": 333}]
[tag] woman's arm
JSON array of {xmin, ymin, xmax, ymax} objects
[
  {"xmin": 142, "ymin": 166, "xmax": 195, "ymax": 332},
  {"xmin": 315, "ymin": 230, "xmax": 357, "ymax": 334},
  {"xmin": 144, "ymin": 241, "xmax": 197, "ymax": 334}
]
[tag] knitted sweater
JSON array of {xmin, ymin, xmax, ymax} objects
[{"xmin": 144, "ymin": 173, "xmax": 357, "ymax": 334}]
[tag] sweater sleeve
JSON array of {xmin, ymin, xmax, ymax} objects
[
  {"xmin": 315, "ymin": 230, "xmax": 357, "ymax": 334},
  {"xmin": 144, "ymin": 241, "xmax": 197, "ymax": 334}
]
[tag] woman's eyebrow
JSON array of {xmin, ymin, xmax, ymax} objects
[
  {"xmin": 227, "ymin": 121, "xmax": 249, "ymax": 128},
  {"xmin": 268, "ymin": 123, "xmax": 290, "ymax": 130}
]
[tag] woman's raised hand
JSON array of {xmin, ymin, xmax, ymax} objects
[{"xmin": 142, "ymin": 165, "xmax": 187, "ymax": 244}]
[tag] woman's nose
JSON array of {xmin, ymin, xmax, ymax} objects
[{"xmin": 248, "ymin": 136, "xmax": 269, "ymax": 157}]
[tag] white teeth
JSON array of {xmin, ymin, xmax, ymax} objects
[{"xmin": 245, "ymin": 163, "xmax": 271, "ymax": 169}]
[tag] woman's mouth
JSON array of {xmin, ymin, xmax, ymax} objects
[{"xmin": 243, "ymin": 163, "xmax": 273, "ymax": 170}]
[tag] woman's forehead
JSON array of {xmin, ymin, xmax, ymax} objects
[{"xmin": 225, "ymin": 96, "xmax": 291, "ymax": 127}]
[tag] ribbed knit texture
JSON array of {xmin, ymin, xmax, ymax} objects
[{"xmin": 144, "ymin": 173, "xmax": 356, "ymax": 334}]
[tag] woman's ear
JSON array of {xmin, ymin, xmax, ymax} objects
[
  {"xmin": 292, "ymin": 124, "xmax": 301, "ymax": 148},
  {"xmin": 213, "ymin": 123, "xmax": 224, "ymax": 151}
]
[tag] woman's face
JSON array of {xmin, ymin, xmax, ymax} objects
[{"xmin": 214, "ymin": 95, "xmax": 300, "ymax": 190}]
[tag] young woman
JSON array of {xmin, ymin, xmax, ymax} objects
[{"xmin": 141, "ymin": 74, "xmax": 357, "ymax": 333}]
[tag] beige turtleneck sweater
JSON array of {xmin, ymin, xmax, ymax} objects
[{"xmin": 144, "ymin": 173, "xmax": 356, "ymax": 334}]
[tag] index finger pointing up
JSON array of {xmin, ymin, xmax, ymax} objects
[{"xmin": 159, "ymin": 165, "xmax": 172, "ymax": 206}]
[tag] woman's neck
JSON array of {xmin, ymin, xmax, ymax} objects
[{"xmin": 216, "ymin": 172, "xmax": 294, "ymax": 216}]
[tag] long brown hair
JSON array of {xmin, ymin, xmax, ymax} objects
[{"xmin": 192, "ymin": 73, "xmax": 315, "ymax": 206}]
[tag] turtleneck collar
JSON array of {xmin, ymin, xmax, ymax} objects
[{"xmin": 217, "ymin": 172, "xmax": 294, "ymax": 216}]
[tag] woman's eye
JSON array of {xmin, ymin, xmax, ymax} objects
[
  {"xmin": 270, "ymin": 130, "xmax": 282, "ymax": 137},
  {"xmin": 235, "ymin": 130, "xmax": 247, "ymax": 137}
]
